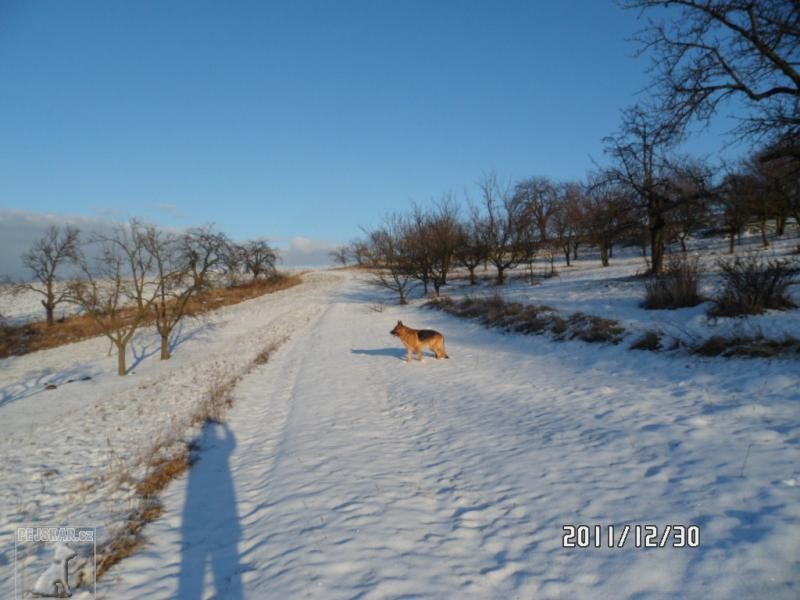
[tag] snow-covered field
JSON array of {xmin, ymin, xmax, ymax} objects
[
  {"xmin": 0, "ymin": 282, "xmax": 82, "ymax": 326},
  {"xmin": 0, "ymin": 272, "xmax": 335, "ymax": 598},
  {"xmin": 1, "ymin": 257, "xmax": 798, "ymax": 599},
  {"xmin": 445, "ymin": 233, "xmax": 800, "ymax": 346}
]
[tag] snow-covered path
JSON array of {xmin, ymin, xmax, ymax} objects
[{"xmin": 99, "ymin": 273, "xmax": 800, "ymax": 599}]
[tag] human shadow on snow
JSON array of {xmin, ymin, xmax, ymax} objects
[{"xmin": 177, "ymin": 421, "xmax": 244, "ymax": 600}]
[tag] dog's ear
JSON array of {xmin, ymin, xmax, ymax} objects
[{"xmin": 397, "ymin": 320, "xmax": 402, "ymax": 325}]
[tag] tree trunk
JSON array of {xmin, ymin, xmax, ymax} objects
[
  {"xmin": 468, "ymin": 266, "xmax": 476, "ymax": 285},
  {"xmin": 760, "ymin": 219, "xmax": 769, "ymax": 247},
  {"xmin": 160, "ymin": 334, "xmax": 170, "ymax": 360},
  {"xmin": 117, "ymin": 342, "xmax": 127, "ymax": 376},
  {"xmin": 496, "ymin": 265, "xmax": 505, "ymax": 285},
  {"xmin": 609, "ymin": 245, "xmax": 614, "ymax": 259},
  {"xmin": 572, "ymin": 243, "xmax": 578, "ymax": 261},
  {"xmin": 729, "ymin": 231, "xmax": 736, "ymax": 253},
  {"xmin": 679, "ymin": 236, "xmax": 687, "ymax": 253},
  {"xmin": 600, "ymin": 245, "xmax": 610, "ymax": 267},
  {"xmin": 650, "ymin": 219, "xmax": 666, "ymax": 274},
  {"xmin": 563, "ymin": 247, "xmax": 571, "ymax": 267},
  {"xmin": 44, "ymin": 303, "xmax": 54, "ymax": 327},
  {"xmin": 776, "ymin": 215, "xmax": 786, "ymax": 236}
]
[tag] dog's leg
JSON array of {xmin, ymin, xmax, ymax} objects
[
  {"xmin": 407, "ymin": 348, "xmax": 413, "ymax": 363},
  {"xmin": 417, "ymin": 349, "xmax": 424, "ymax": 362}
]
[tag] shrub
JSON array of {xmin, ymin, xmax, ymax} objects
[
  {"xmin": 693, "ymin": 333, "xmax": 800, "ymax": 358},
  {"xmin": 631, "ymin": 331, "xmax": 662, "ymax": 351},
  {"xmin": 643, "ymin": 255, "xmax": 702, "ymax": 309},
  {"xmin": 564, "ymin": 312, "xmax": 626, "ymax": 344},
  {"xmin": 709, "ymin": 255, "xmax": 799, "ymax": 317}
]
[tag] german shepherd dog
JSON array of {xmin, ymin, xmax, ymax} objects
[{"xmin": 390, "ymin": 321, "xmax": 449, "ymax": 362}]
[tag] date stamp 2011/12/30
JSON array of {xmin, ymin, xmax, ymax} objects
[{"xmin": 562, "ymin": 524, "xmax": 700, "ymax": 549}]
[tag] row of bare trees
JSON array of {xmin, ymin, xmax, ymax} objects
[
  {"xmin": 14, "ymin": 221, "xmax": 278, "ymax": 374},
  {"xmin": 337, "ymin": 135, "xmax": 797, "ymax": 303}
]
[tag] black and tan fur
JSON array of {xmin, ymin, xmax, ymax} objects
[{"xmin": 390, "ymin": 320, "xmax": 449, "ymax": 362}]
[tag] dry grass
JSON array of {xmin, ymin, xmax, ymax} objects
[
  {"xmin": 643, "ymin": 255, "xmax": 703, "ymax": 310},
  {"xmin": 93, "ymin": 335, "xmax": 289, "ymax": 585},
  {"xmin": 425, "ymin": 295, "xmax": 625, "ymax": 345},
  {"xmin": 253, "ymin": 335, "xmax": 289, "ymax": 365},
  {"xmin": 631, "ymin": 331, "xmax": 662, "ymax": 351},
  {"xmin": 709, "ymin": 255, "xmax": 798, "ymax": 317},
  {"xmin": 693, "ymin": 334, "xmax": 800, "ymax": 358},
  {"xmin": 565, "ymin": 312, "xmax": 626, "ymax": 344},
  {"xmin": 0, "ymin": 273, "xmax": 302, "ymax": 358},
  {"xmin": 427, "ymin": 292, "xmax": 798, "ymax": 359}
]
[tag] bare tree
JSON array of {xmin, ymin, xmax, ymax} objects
[
  {"xmin": 583, "ymin": 183, "xmax": 638, "ymax": 267},
  {"xmin": 144, "ymin": 226, "xmax": 217, "ymax": 360},
  {"xmin": 68, "ymin": 225, "xmax": 158, "ymax": 376},
  {"xmin": 407, "ymin": 198, "xmax": 461, "ymax": 296},
  {"xmin": 758, "ymin": 145, "xmax": 800, "ymax": 230},
  {"xmin": 515, "ymin": 177, "xmax": 559, "ymax": 243},
  {"xmin": 365, "ymin": 215, "xmax": 414, "ymax": 304},
  {"xmin": 221, "ymin": 242, "xmax": 246, "ymax": 285},
  {"xmin": 329, "ymin": 246, "xmax": 350, "ymax": 267},
  {"xmin": 624, "ymin": 0, "xmax": 800, "ymax": 157},
  {"xmin": 605, "ymin": 107, "xmax": 712, "ymax": 273},
  {"xmin": 180, "ymin": 225, "xmax": 230, "ymax": 289},
  {"xmin": 454, "ymin": 210, "xmax": 489, "ymax": 285},
  {"xmin": 348, "ymin": 239, "xmax": 370, "ymax": 266},
  {"xmin": 16, "ymin": 225, "xmax": 81, "ymax": 326},
  {"xmin": 476, "ymin": 173, "xmax": 528, "ymax": 284},
  {"xmin": 665, "ymin": 159, "xmax": 716, "ymax": 251},
  {"xmin": 718, "ymin": 169, "xmax": 755, "ymax": 253},
  {"xmin": 406, "ymin": 205, "xmax": 435, "ymax": 295},
  {"xmin": 242, "ymin": 240, "xmax": 277, "ymax": 281},
  {"xmin": 514, "ymin": 177, "xmax": 559, "ymax": 280},
  {"xmin": 551, "ymin": 182, "xmax": 586, "ymax": 267},
  {"xmin": 92, "ymin": 219, "xmax": 154, "ymax": 312}
]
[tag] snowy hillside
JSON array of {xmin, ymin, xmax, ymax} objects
[{"xmin": 2, "ymin": 266, "xmax": 798, "ymax": 599}]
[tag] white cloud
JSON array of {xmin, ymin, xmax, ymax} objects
[
  {"xmin": 0, "ymin": 210, "xmax": 339, "ymax": 278},
  {"xmin": 0, "ymin": 210, "xmax": 123, "ymax": 280},
  {"xmin": 277, "ymin": 236, "xmax": 339, "ymax": 268}
]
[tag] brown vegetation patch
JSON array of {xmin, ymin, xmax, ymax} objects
[
  {"xmin": 563, "ymin": 312, "xmax": 626, "ymax": 344},
  {"xmin": 92, "ymin": 334, "xmax": 291, "ymax": 585},
  {"xmin": 693, "ymin": 334, "xmax": 800, "ymax": 358},
  {"xmin": 708, "ymin": 256, "xmax": 798, "ymax": 317},
  {"xmin": 425, "ymin": 295, "xmax": 623, "ymax": 345},
  {"xmin": 0, "ymin": 273, "xmax": 301, "ymax": 358},
  {"xmin": 631, "ymin": 331, "xmax": 662, "ymax": 351},
  {"xmin": 643, "ymin": 255, "xmax": 703, "ymax": 309}
]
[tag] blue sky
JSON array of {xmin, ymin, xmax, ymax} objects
[{"xmin": 0, "ymin": 0, "xmax": 748, "ymax": 265}]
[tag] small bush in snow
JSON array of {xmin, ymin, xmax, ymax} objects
[
  {"xmin": 709, "ymin": 255, "xmax": 799, "ymax": 317},
  {"xmin": 694, "ymin": 333, "xmax": 800, "ymax": 358},
  {"xmin": 643, "ymin": 255, "xmax": 702, "ymax": 310},
  {"xmin": 631, "ymin": 331, "xmax": 662, "ymax": 351},
  {"xmin": 562, "ymin": 312, "xmax": 625, "ymax": 344}
]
